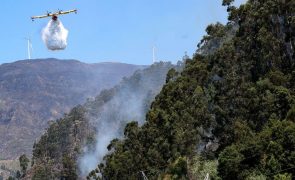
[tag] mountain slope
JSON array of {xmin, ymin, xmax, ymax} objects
[
  {"xmin": 0, "ymin": 59, "xmax": 143, "ymax": 159},
  {"xmin": 88, "ymin": 0, "xmax": 295, "ymax": 179},
  {"xmin": 23, "ymin": 0, "xmax": 295, "ymax": 179},
  {"xmin": 27, "ymin": 62, "xmax": 179, "ymax": 179}
]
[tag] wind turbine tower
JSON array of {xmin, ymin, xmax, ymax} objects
[
  {"xmin": 153, "ymin": 46, "xmax": 156, "ymax": 64},
  {"xmin": 26, "ymin": 38, "xmax": 33, "ymax": 59}
]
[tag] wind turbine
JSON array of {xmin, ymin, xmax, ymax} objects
[
  {"xmin": 25, "ymin": 38, "xmax": 33, "ymax": 59},
  {"xmin": 152, "ymin": 46, "xmax": 156, "ymax": 64}
]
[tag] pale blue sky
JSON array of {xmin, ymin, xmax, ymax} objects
[{"xmin": 0, "ymin": 0, "xmax": 245, "ymax": 65}]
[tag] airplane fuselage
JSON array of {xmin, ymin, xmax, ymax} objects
[{"xmin": 52, "ymin": 15, "xmax": 58, "ymax": 21}]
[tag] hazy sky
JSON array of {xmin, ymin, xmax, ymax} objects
[{"xmin": 0, "ymin": 0, "xmax": 245, "ymax": 65}]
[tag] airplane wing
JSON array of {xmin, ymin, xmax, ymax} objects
[
  {"xmin": 58, "ymin": 9, "xmax": 77, "ymax": 15},
  {"xmin": 31, "ymin": 14, "xmax": 51, "ymax": 20}
]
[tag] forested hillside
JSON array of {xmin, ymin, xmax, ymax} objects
[
  {"xmin": 80, "ymin": 61, "xmax": 183, "ymax": 175},
  {"xmin": 87, "ymin": 0, "xmax": 295, "ymax": 179},
  {"xmin": 26, "ymin": 62, "xmax": 179, "ymax": 179}
]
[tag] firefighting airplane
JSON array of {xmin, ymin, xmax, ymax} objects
[{"xmin": 31, "ymin": 9, "xmax": 77, "ymax": 21}]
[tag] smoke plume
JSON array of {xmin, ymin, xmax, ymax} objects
[
  {"xmin": 79, "ymin": 85, "xmax": 149, "ymax": 175},
  {"xmin": 42, "ymin": 19, "xmax": 68, "ymax": 50},
  {"xmin": 78, "ymin": 63, "xmax": 174, "ymax": 176}
]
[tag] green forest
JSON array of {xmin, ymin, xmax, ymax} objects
[
  {"xmin": 23, "ymin": 0, "xmax": 295, "ymax": 179},
  {"xmin": 88, "ymin": 0, "xmax": 295, "ymax": 179}
]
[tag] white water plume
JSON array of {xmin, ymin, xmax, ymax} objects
[{"xmin": 42, "ymin": 19, "xmax": 68, "ymax": 50}]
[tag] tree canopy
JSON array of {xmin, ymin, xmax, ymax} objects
[{"xmin": 89, "ymin": 0, "xmax": 295, "ymax": 179}]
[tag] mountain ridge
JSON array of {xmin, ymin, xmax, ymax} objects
[
  {"xmin": 2, "ymin": 58, "xmax": 148, "ymax": 66},
  {"xmin": 0, "ymin": 58, "xmax": 143, "ymax": 159}
]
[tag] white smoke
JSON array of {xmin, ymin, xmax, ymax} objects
[
  {"xmin": 79, "ymin": 89, "xmax": 147, "ymax": 176},
  {"xmin": 78, "ymin": 62, "xmax": 174, "ymax": 177},
  {"xmin": 42, "ymin": 19, "xmax": 68, "ymax": 50}
]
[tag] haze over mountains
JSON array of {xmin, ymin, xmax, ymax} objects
[
  {"xmin": 0, "ymin": 59, "xmax": 143, "ymax": 159},
  {"xmin": 26, "ymin": 61, "xmax": 178, "ymax": 179}
]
